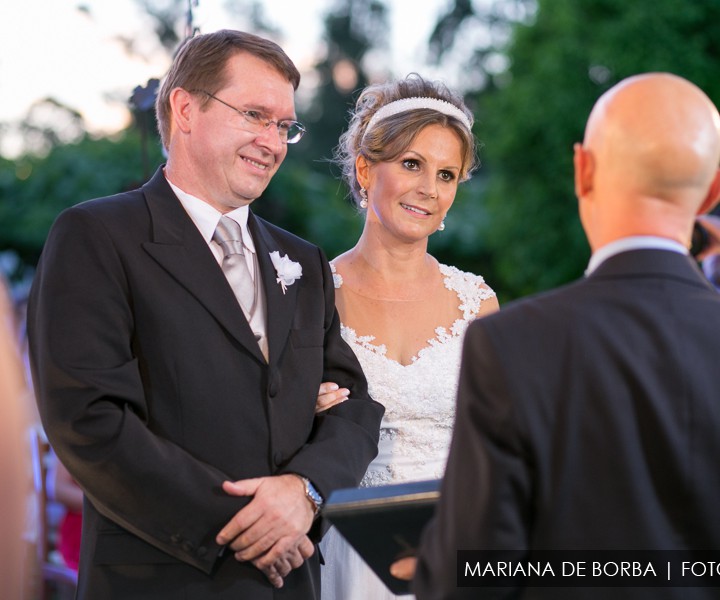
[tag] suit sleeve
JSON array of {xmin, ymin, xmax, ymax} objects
[
  {"xmin": 28, "ymin": 206, "xmax": 246, "ymax": 573},
  {"xmin": 279, "ymin": 248, "xmax": 384, "ymax": 509},
  {"xmin": 413, "ymin": 319, "xmax": 532, "ymax": 599}
]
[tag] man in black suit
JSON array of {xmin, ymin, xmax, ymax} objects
[
  {"xmin": 28, "ymin": 30, "xmax": 383, "ymax": 599},
  {"xmin": 413, "ymin": 73, "xmax": 720, "ymax": 599}
]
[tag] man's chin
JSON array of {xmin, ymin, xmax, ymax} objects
[
  {"xmin": 231, "ymin": 176, "xmax": 273, "ymax": 205},
  {"xmin": 233, "ymin": 190, "xmax": 262, "ymax": 206}
]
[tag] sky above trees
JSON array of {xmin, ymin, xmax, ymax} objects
[{"xmin": 0, "ymin": 0, "xmax": 449, "ymax": 157}]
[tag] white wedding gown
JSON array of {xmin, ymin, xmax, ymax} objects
[{"xmin": 320, "ymin": 262, "xmax": 497, "ymax": 600}]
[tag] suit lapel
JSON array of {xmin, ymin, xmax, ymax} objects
[
  {"xmin": 139, "ymin": 169, "xmax": 266, "ymax": 364},
  {"xmin": 249, "ymin": 213, "xmax": 298, "ymax": 366}
]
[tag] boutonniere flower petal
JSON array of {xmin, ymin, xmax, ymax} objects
[{"xmin": 269, "ymin": 251, "xmax": 302, "ymax": 294}]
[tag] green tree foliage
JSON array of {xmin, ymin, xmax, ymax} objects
[
  {"xmin": 0, "ymin": 131, "xmax": 163, "ymax": 277},
  {"xmin": 473, "ymin": 0, "xmax": 720, "ymax": 299}
]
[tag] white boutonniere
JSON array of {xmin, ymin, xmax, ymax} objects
[{"xmin": 269, "ymin": 251, "xmax": 302, "ymax": 294}]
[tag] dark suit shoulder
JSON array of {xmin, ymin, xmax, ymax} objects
[
  {"xmin": 475, "ymin": 278, "xmax": 586, "ymax": 331},
  {"xmin": 81, "ymin": 183, "xmax": 147, "ymax": 209},
  {"xmin": 48, "ymin": 189, "xmax": 150, "ymax": 250}
]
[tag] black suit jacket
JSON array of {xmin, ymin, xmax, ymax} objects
[
  {"xmin": 415, "ymin": 249, "xmax": 720, "ymax": 600},
  {"xmin": 28, "ymin": 167, "xmax": 384, "ymax": 599}
]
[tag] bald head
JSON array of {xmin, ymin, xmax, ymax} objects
[{"xmin": 576, "ymin": 73, "xmax": 720, "ymax": 248}]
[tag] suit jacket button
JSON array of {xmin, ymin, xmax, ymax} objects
[
  {"xmin": 268, "ymin": 372, "xmax": 281, "ymax": 397},
  {"xmin": 181, "ymin": 541, "xmax": 194, "ymax": 552},
  {"xmin": 171, "ymin": 534, "xmax": 181, "ymax": 544},
  {"xmin": 197, "ymin": 546, "xmax": 207, "ymax": 557}
]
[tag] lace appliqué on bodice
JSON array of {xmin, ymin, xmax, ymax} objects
[{"xmin": 331, "ymin": 262, "xmax": 496, "ymax": 487}]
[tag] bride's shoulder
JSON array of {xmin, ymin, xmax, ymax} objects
[
  {"xmin": 329, "ymin": 251, "xmax": 353, "ymax": 289},
  {"xmin": 439, "ymin": 262, "xmax": 497, "ymax": 304},
  {"xmin": 438, "ymin": 263, "xmax": 489, "ymax": 287}
]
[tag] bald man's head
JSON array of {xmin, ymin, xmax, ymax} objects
[
  {"xmin": 584, "ymin": 73, "xmax": 720, "ymax": 205},
  {"xmin": 574, "ymin": 73, "xmax": 720, "ymax": 250}
]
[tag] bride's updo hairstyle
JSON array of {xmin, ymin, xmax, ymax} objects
[{"xmin": 334, "ymin": 73, "xmax": 478, "ymax": 208}]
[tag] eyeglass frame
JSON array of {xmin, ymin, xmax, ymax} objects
[{"xmin": 191, "ymin": 89, "xmax": 306, "ymax": 144}]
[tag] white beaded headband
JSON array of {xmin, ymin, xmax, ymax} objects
[{"xmin": 364, "ymin": 97, "xmax": 473, "ymax": 136}]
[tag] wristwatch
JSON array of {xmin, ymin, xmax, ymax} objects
[{"xmin": 299, "ymin": 476, "xmax": 324, "ymax": 516}]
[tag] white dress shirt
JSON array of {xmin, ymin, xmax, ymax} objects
[{"xmin": 166, "ymin": 178, "xmax": 258, "ymax": 280}]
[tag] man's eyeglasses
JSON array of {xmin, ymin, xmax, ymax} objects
[{"xmin": 193, "ymin": 90, "xmax": 306, "ymax": 144}]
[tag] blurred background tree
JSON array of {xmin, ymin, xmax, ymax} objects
[
  {"xmin": 254, "ymin": 0, "xmax": 390, "ymax": 258},
  {"xmin": 467, "ymin": 0, "xmax": 720, "ymax": 299},
  {"xmin": 2, "ymin": 0, "xmax": 720, "ymax": 303},
  {"xmin": 0, "ymin": 126, "xmax": 164, "ymax": 278}
]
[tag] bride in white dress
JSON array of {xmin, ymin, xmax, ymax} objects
[{"xmin": 317, "ymin": 75, "xmax": 499, "ymax": 599}]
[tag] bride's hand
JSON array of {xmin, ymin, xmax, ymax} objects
[{"xmin": 315, "ymin": 382, "xmax": 350, "ymax": 413}]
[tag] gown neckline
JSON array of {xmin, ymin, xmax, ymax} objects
[{"xmin": 330, "ymin": 262, "xmax": 475, "ymax": 367}]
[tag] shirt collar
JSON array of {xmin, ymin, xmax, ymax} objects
[
  {"xmin": 585, "ymin": 236, "xmax": 688, "ymax": 276},
  {"xmin": 165, "ymin": 178, "xmax": 256, "ymax": 254}
]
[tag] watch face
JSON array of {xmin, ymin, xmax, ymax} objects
[{"xmin": 305, "ymin": 479, "xmax": 323, "ymax": 507}]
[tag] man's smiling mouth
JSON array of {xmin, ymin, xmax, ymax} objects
[{"xmin": 243, "ymin": 157, "xmax": 269, "ymax": 170}]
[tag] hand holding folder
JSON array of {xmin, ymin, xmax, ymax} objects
[{"xmin": 322, "ymin": 479, "xmax": 440, "ymax": 595}]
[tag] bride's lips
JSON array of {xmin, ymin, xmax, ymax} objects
[{"xmin": 400, "ymin": 202, "xmax": 431, "ymax": 216}]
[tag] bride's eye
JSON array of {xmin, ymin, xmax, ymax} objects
[
  {"xmin": 439, "ymin": 170, "xmax": 456, "ymax": 182},
  {"xmin": 402, "ymin": 159, "xmax": 420, "ymax": 170}
]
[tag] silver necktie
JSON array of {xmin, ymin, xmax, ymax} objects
[
  {"xmin": 213, "ymin": 216, "xmax": 257, "ymax": 316},
  {"xmin": 213, "ymin": 216, "xmax": 268, "ymax": 360}
]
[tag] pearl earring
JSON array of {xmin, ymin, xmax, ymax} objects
[
  {"xmin": 359, "ymin": 187, "xmax": 368, "ymax": 209},
  {"xmin": 438, "ymin": 220, "xmax": 446, "ymax": 232}
]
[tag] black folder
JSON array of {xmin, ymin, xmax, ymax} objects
[{"xmin": 322, "ymin": 479, "xmax": 441, "ymax": 595}]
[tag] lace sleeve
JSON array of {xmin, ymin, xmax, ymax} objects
[
  {"xmin": 440, "ymin": 263, "xmax": 496, "ymax": 319},
  {"xmin": 329, "ymin": 261, "xmax": 343, "ymax": 289}
]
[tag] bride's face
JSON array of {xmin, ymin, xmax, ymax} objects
[{"xmin": 362, "ymin": 124, "xmax": 463, "ymax": 243}]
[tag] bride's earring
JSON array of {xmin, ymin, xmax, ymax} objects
[
  {"xmin": 359, "ymin": 187, "xmax": 368, "ymax": 209},
  {"xmin": 438, "ymin": 219, "xmax": 446, "ymax": 232}
]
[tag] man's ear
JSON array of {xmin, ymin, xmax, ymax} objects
[
  {"xmin": 697, "ymin": 168, "xmax": 720, "ymax": 215},
  {"xmin": 573, "ymin": 143, "xmax": 594, "ymax": 199},
  {"xmin": 169, "ymin": 88, "xmax": 194, "ymax": 135},
  {"xmin": 355, "ymin": 155, "xmax": 370, "ymax": 190}
]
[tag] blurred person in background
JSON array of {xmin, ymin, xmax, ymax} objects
[
  {"xmin": 48, "ymin": 457, "xmax": 82, "ymax": 571},
  {"xmin": 0, "ymin": 277, "xmax": 31, "ymax": 600},
  {"xmin": 691, "ymin": 212, "xmax": 720, "ymax": 289}
]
